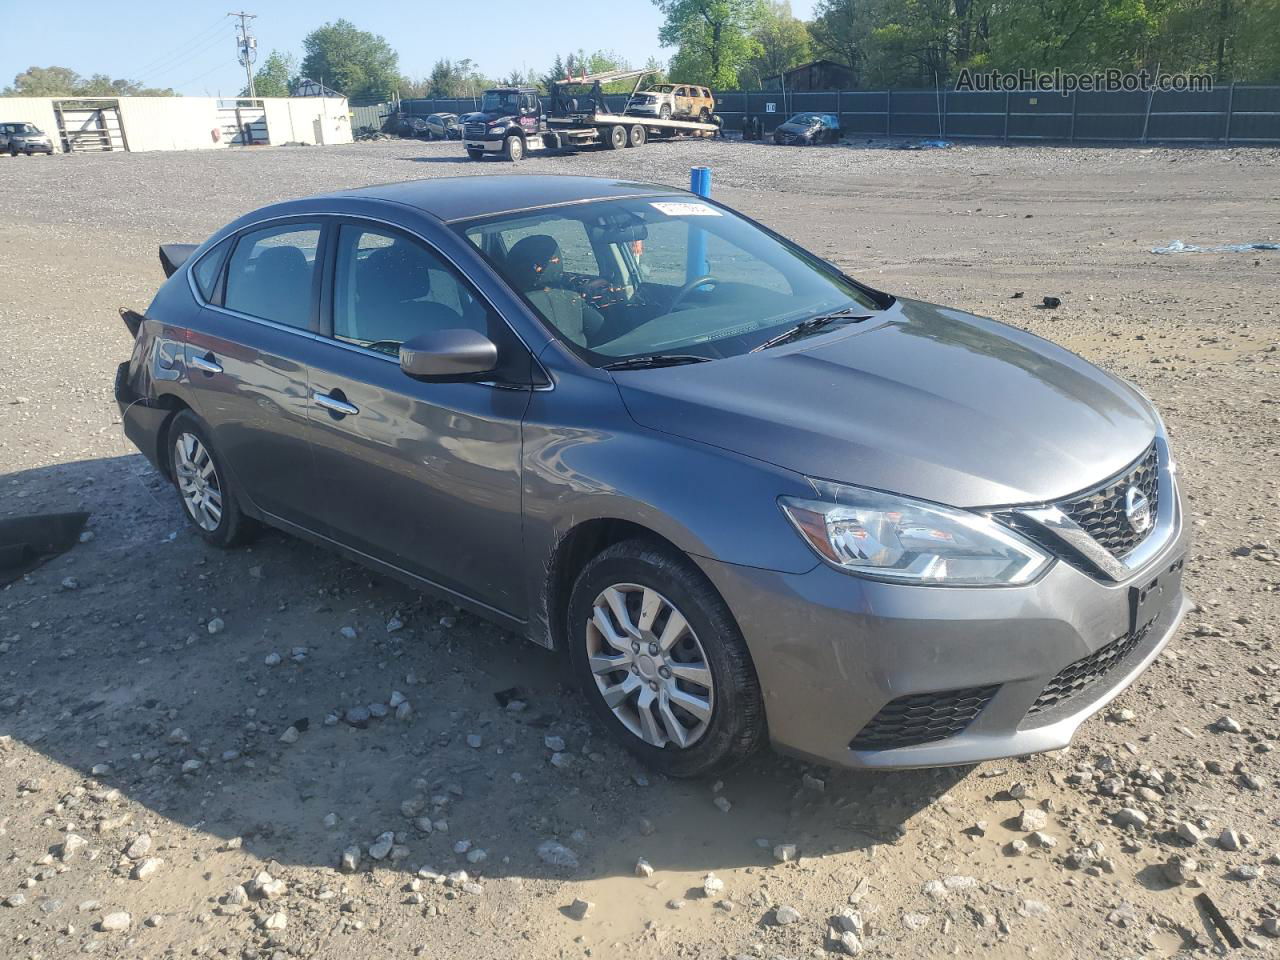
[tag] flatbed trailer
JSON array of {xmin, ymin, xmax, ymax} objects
[{"xmin": 462, "ymin": 70, "xmax": 720, "ymax": 161}]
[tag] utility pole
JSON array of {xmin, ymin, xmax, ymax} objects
[{"xmin": 230, "ymin": 11, "xmax": 258, "ymax": 99}]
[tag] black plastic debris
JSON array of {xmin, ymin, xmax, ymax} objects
[
  {"xmin": 1196, "ymin": 892, "xmax": 1242, "ymax": 949},
  {"xmin": 493, "ymin": 687, "xmax": 524, "ymax": 708},
  {"xmin": 1041, "ymin": 296, "xmax": 1062, "ymax": 309},
  {"xmin": 0, "ymin": 512, "xmax": 89, "ymax": 586}
]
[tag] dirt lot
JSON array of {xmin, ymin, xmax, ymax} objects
[{"xmin": 1, "ymin": 137, "xmax": 1278, "ymax": 960}]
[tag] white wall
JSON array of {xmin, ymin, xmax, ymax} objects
[
  {"xmin": 2, "ymin": 96, "xmax": 352, "ymax": 153},
  {"xmin": 1, "ymin": 98, "xmax": 62, "ymax": 151}
]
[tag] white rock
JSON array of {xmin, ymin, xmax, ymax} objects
[
  {"xmin": 775, "ymin": 904, "xmax": 802, "ymax": 925},
  {"xmin": 773, "ymin": 843, "xmax": 798, "ymax": 862},
  {"xmin": 264, "ymin": 652, "xmax": 282, "ymax": 666},
  {"xmin": 713, "ymin": 796, "xmax": 732, "ymax": 813},
  {"xmin": 99, "ymin": 912, "xmax": 131, "ymax": 932},
  {"xmin": 340, "ymin": 845, "xmax": 362, "ymax": 872},
  {"xmin": 278, "ymin": 726, "xmax": 299, "ymax": 744},
  {"xmin": 206, "ymin": 618, "xmax": 225, "ymax": 635},
  {"xmin": 702, "ymin": 873, "xmax": 724, "ymax": 897},
  {"xmin": 1017, "ymin": 808, "xmax": 1047, "ymax": 832},
  {"xmin": 1113, "ymin": 808, "xmax": 1149, "ymax": 829},
  {"xmin": 544, "ymin": 735, "xmax": 566, "ymax": 752},
  {"xmin": 339, "ymin": 626, "xmax": 358, "ymax": 640},
  {"xmin": 466, "ymin": 734, "xmax": 483, "ymax": 749},
  {"xmin": 60, "ymin": 834, "xmax": 87, "ymax": 860},
  {"xmin": 260, "ymin": 911, "xmax": 287, "ymax": 930},
  {"xmin": 635, "ymin": 858, "xmax": 654, "ymax": 877},
  {"xmin": 131, "ymin": 858, "xmax": 163, "ymax": 880},
  {"xmin": 181, "ymin": 759, "xmax": 202, "ymax": 774}
]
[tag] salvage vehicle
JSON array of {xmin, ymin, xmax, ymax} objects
[
  {"xmin": 772, "ymin": 112, "xmax": 841, "ymax": 145},
  {"xmin": 423, "ymin": 113, "xmax": 461, "ymax": 140},
  {"xmin": 626, "ymin": 83, "xmax": 715, "ymax": 122},
  {"xmin": 1, "ymin": 121, "xmax": 54, "ymax": 155},
  {"xmin": 462, "ymin": 70, "xmax": 718, "ymax": 160},
  {"xmin": 116, "ymin": 175, "xmax": 1190, "ymax": 777}
]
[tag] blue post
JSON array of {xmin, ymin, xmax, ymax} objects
[{"xmin": 686, "ymin": 166, "xmax": 711, "ymax": 280}]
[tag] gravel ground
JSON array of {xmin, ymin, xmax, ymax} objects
[{"xmin": 1, "ymin": 137, "xmax": 1278, "ymax": 960}]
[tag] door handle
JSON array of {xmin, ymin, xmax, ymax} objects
[
  {"xmin": 313, "ymin": 391, "xmax": 359, "ymax": 416},
  {"xmin": 190, "ymin": 353, "xmax": 222, "ymax": 375}
]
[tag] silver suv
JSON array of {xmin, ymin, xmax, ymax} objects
[{"xmin": 2, "ymin": 122, "xmax": 54, "ymax": 155}]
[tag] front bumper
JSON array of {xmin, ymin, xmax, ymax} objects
[
  {"xmin": 14, "ymin": 141, "xmax": 54, "ymax": 154},
  {"xmin": 695, "ymin": 475, "xmax": 1191, "ymax": 770},
  {"xmin": 463, "ymin": 138, "xmax": 504, "ymax": 153},
  {"xmin": 626, "ymin": 105, "xmax": 661, "ymax": 117}
]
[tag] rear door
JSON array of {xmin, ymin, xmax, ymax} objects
[
  {"xmin": 304, "ymin": 219, "xmax": 533, "ymax": 616},
  {"xmin": 182, "ymin": 220, "xmax": 328, "ymax": 532}
]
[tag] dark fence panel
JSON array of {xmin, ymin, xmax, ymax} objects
[{"xmin": 361, "ymin": 84, "xmax": 1279, "ymax": 144}]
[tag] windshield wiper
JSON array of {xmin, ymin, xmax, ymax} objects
[
  {"xmin": 602, "ymin": 354, "xmax": 712, "ymax": 371},
  {"xmin": 751, "ymin": 308, "xmax": 871, "ymax": 352}
]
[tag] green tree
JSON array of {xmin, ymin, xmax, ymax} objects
[
  {"xmin": 299, "ymin": 19, "xmax": 399, "ymax": 99},
  {"xmin": 739, "ymin": 1, "xmax": 812, "ymax": 87},
  {"xmin": 423, "ymin": 58, "xmax": 492, "ymax": 98},
  {"xmin": 244, "ymin": 50, "xmax": 296, "ymax": 98},
  {"xmin": 654, "ymin": 0, "xmax": 766, "ymax": 87},
  {"xmin": 4, "ymin": 65, "xmax": 176, "ymax": 97}
]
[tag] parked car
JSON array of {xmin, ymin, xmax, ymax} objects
[
  {"xmin": 772, "ymin": 112, "xmax": 841, "ymax": 145},
  {"xmin": 1, "ymin": 121, "xmax": 54, "ymax": 155},
  {"xmin": 387, "ymin": 112, "xmax": 430, "ymax": 138},
  {"xmin": 626, "ymin": 83, "xmax": 715, "ymax": 121},
  {"xmin": 423, "ymin": 113, "xmax": 461, "ymax": 140},
  {"xmin": 116, "ymin": 175, "xmax": 1190, "ymax": 777}
]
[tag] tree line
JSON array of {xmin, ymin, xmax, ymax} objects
[{"xmin": 6, "ymin": 3, "xmax": 1278, "ymax": 101}]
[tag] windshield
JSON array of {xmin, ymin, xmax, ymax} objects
[
  {"xmin": 481, "ymin": 91, "xmax": 521, "ymax": 113},
  {"xmin": 790, "ymin": 114, "xmax": 823, "ymax": 125},
  {"xmin": 459, "ymin": 196, "xmax": 885, "ymax": 366},
  {"xmin": 7, "ymin": 123, "xmax": 40, "ymax": 134}
]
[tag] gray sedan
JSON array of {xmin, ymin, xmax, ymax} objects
[{"xmin": 115, "ymin": 175, "xmax": 1190, "ymax": 776}]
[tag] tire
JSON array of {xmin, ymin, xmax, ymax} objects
[
  {"xmin": 605, "ymin": 125, "xmax": 627, "ymax": 150},
  {"xmin": 627, "ymin": 124, "xmax": 646, "ymax": 148},
  {"xmin": 659, "ymin": 104, "xmax": 672, "ymax": 120},
  {"xmin": 466, "ymin": 147, "xmax": 484, "ymax": 160},
  {"xmin": 698, "ymin": 107, "xmax": 710, "ymax": 123},
  {"xmin": 166, "ymin": 411, "xmax": 256, "ymax": 548},
  {"xmin": 503, "ymin": 135, "xmax": 524, "ymax": 161},
  {"xmin": 566, "ymin": 539, "xmax": 766, "ymax": 778}
]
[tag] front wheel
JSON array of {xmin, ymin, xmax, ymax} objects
[
  {"xmin": 167, "ymin": 411, "xmax": 256, "ymax": 548},
  {"xmin": 503, "ymin": 135, "xmax": 524, "ymax": 161},
  {"xmin": 567, "ymin": 540, "xmax": 765, "ymax": 778},
  {"xmin": 659, "ymin": 104, "xmax": 672, "ymax": 120}
]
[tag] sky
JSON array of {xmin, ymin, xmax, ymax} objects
[{"xmin": 1, "ymin": 0, "xmax": 820, "ymax": 97}]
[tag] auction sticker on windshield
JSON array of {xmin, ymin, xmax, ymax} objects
[{"xmin": 650, "ymin": 202, "xmax": 722, "ymax": 216}]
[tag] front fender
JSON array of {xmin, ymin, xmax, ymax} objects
[{"xmin": 520, "ymin": 367, "xmax": 819, "ymax": 646}]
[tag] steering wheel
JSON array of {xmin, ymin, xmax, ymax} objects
[{"xmin": 669, "ymin": 275, "xmax": 720, "ymax": 312}]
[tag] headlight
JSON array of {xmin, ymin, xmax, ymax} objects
[{"xmin": 779, "ymin": 480, "xmax": 1051, "ymax": 586}]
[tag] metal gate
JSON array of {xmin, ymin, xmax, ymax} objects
[
  {"xmin": 215, "ymin": 100, "xmax": 268, "ymax": 145},
  {"xmin": 53, "ymin": 101, "xmax": 127, "ymax": 152}
]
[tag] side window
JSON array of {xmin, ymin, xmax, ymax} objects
[
  {"xmin": 223, "ymin": 224, "xmax": 321, "ymax": 329},
  {"xmin": 331, "ymin": 224, "xmax": 495, "ymax": 354},
  {"xmin": 190, "ymin": 238, "xmax": 231, "ymax": 302}
]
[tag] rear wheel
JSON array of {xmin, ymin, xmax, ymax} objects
[
  {"xmin": 503, "ymin": 135, "xmax": 524, "ymax": 161},
  {"xmin": 466, "ymin": 147, "xmax": 484, "ymax": 160},
  {"xmin": 605, "ymin": 125, "xmax": 627, "ymax": 150},
  {"xmin": 166, "ymin": 411, "xmax": 255, "ymax": 548},
  {"xmin": 627, "ymin": 124, "xmax": 646, "ymax": 148},
  {"xmin": 567, "ymin": 540, "xmax": 766, "ymax": 778},
  {"xmin": 698, "ymin": 107, "xmax": 711, "ymax": 123}
]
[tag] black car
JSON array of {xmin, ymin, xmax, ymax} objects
[
  {"xmin": 424, "ymin": 113, "xmax": 461, "ymax": 140},
  {"xmin": 388, "ymin": 113, "xmax": 430, "ymax": 138},
  {"xmin": 773, "ymin": 112, "xmax": 841, "ymax": 145}
]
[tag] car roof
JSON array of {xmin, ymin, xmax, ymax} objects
[{"xmin": 331, "ymin": 175, "xmax": 682, "ymax": 223}]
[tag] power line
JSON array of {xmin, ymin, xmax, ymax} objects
[
  {"xmin": 134, "ymin": 30, "xmax": 236, "ymax": 88},
  {"xmin": 131, "ymin": 17, "xmax": 234, "ymax": 82},
  {"xmin": 229, "ymin": 11, "xmax": 258, "ymax": 99},
  {"xmin": 172, "ymin": 59, "xmax": 241, "ymax": 93}
]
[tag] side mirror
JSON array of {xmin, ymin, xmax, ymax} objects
[{"xmin": 399, "ymin": 329, "xmax": 498, "ymax": 382}]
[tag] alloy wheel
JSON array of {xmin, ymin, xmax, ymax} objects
[
  {"xmin": 173, "ymin": 431, "xmax": 223, "ymax": 531},
  {"xmin": 585, "ymin": 583, "xmax": 714, "ymax": 749}
]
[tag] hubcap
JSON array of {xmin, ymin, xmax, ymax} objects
[
  {"xmin": 585, "ymin": 583, "xmax": 714, "ymax": 749},
  {"xmin": 173, "ymin": 432, "xmax": 223, "ymax": 532}
]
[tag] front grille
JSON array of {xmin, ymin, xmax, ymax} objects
[
  {"xmin": 464, "ymin": 123, "xmax": 486, "ymax": 139},
  {"xmin": 850, "ymin": 685, "xmax": 999, "ymax": 751},
  {"xmin": 1025, "ymin": 620, "xmax": 1152, "ymax": 718},
  {"xmin": 1056, "ymin": 443, "xmax": 1159, "ymax": 558}
]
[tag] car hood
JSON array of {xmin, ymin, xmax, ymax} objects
[
  {"xmin": 612, "ymin": 298, "xmax": 1159, "ymax": 508},
  {"xmin": 777, "ymin": 121, "xmax": 818, "ymax": 135}
]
